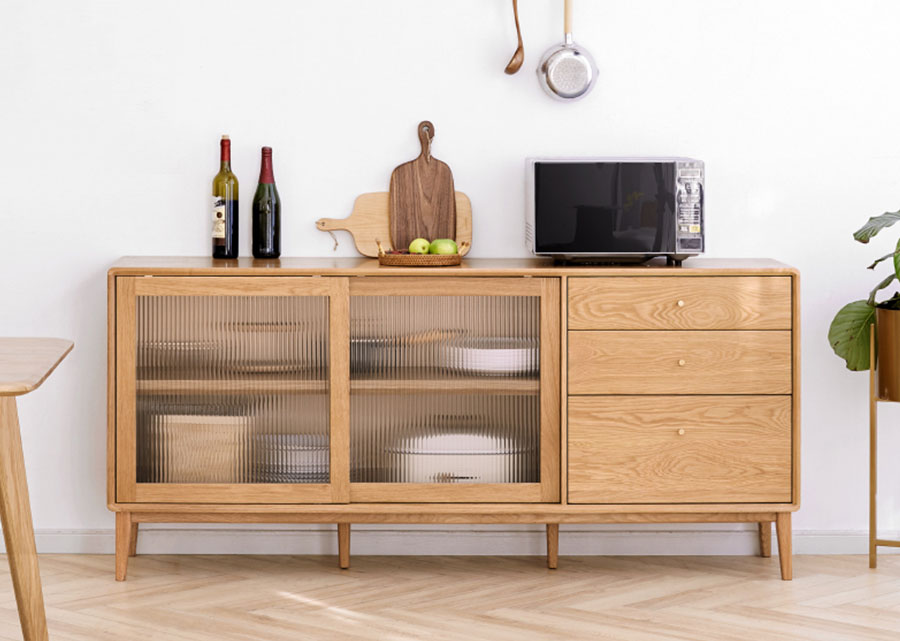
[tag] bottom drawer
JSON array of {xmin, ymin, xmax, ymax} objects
[{"xmin": 568, "ymin": 396, "xmax": 792, "ymax": 504}]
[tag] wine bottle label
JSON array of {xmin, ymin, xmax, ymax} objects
[{"xmin": 212, "ymin": 197, "xmax": 226, "ymax": 239}]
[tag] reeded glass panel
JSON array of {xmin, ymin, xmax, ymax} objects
[
  {"xmin": 350, "ymin": 296, "xmax": 540, "ymax": 484},
  {"xmin": 136, "ymin": 295, "xmax": 329, "ymax": 484}
]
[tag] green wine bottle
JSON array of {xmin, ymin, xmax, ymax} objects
[
  {"xmin": 252, "ymin": 146, "xmax": 281, "ymax": 259},
  {"xmin": 211, "ymin": 135, "xmax": 239, "ymax": 259}
]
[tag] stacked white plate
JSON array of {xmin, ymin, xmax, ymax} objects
[
  {"xmin": 254, "ymin": 434, "xmax": 329, "ymax": 483},
  {"xmin": 443, "ymin": 337, "xmax": 538, "ymax": 376}
]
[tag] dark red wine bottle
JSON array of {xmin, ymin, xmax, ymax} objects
[
  {"xmin": 211, "ymin": 135, "xmax": 239, "ymax": 259},
  {"xmin": 252, "ymin": 147, "xmax": 281, "ymax": 259}
]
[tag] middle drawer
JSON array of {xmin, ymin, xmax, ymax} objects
[{"xmin": 568, "ymin": 331, "xmax": 792, "ymax": 395}]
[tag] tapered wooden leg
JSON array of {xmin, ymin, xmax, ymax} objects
[
  {"xmin": 129, "ymin": 522, "xmax": 139, "ymax": 557},
  {"xmin": 0, "ymin": 397, "xmax": 49, "ymax": 641},
  {"xmin": 338, "ymin": 523, "xmax": 350, "ymax": 569},
  {"xmin": 116, "ymin": 512, "xmax": 134, "ymax": 581},
  {"xmin": 870, "ymin": 333, "xmax": 878, "ymax": 569},
  {"xmin": 775, "ymin": 512, "xmax": 792, "ymax": 580},
  {"xmin": 758, "ymin": 522, "xmax": 772, "ymax": 558},
  {"xmin": 546, "ymin": 524, "xmax": 559, "ymax": 569}
]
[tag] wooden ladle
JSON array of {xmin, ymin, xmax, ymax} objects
[{"xmin": 505, "ymin": 0, "xmax": 524, "ymax": 74}]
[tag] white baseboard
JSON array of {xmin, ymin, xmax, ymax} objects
[{"xmin": 21, "ymin": 525, "xmax": 899, "ymax": 556}]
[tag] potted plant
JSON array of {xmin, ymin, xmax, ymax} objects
[{"xmin": 829, "ymin": 210, "xmax": 900, "ymax": 400}]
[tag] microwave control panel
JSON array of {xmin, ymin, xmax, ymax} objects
[{"xmin": 675, "ymin": 161, "xmax": 704, "ymax": 253}]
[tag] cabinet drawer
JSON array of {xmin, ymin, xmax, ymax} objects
[
  {"xmin": 568, "ymin": 276, "xmax": 792, "ymax": 330},
  {"xmin": 568, "ymin": 396, "xmax": 792, "ymax": 504},
  {"xmin": 568, "ymin": 330, "xmax": 791, "ymax": 395}
]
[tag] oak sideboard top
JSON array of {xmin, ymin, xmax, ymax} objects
[{"xmin": 109, "ymin": 256, "xmax": 797, "ymax": 277}]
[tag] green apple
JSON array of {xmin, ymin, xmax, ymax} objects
[
  {"xmin": 408, "ymin": 237, "xmax": 430, "ymax": 254},
  {"xmin": 428, "ymin": 238, "xmax": 458, "ymax": 255}
]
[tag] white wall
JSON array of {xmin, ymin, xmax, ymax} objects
[{"xmin": 2, "ymin": 0, "xmax": 900, "ymax": 554}]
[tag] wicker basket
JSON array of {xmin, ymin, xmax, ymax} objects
[
  {"xmin": 376, "ymin": 241, "xmax": 467, "ymax": 267},
  {"xmin": 378, "ymin": 253, "xmax": 462, "ymax": 267}
]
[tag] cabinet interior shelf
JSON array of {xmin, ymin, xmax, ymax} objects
[{"xmin": 136, "ymin": 377, "xmax": 540, "ymax": 396}]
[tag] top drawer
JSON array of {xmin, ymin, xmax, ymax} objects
[{"xmin": 568, "ymin": 276, "xmax": 792, "ymax": 330}]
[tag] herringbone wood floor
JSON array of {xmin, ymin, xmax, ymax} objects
[{"xmin": 0, "ymin": 554, "xmax": 898, "ymax": 640}]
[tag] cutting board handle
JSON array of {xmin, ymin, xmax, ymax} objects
[
  {"xmin": 315, "ymin": 218, "xmax": 346, "ymax": 232},
  {"xmin": 418, "ymin": 120, "xmax": 434, "ymax": 161}
]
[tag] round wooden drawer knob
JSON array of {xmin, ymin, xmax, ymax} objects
[
  {"xmin": 677, "ymin": 300, "xmax": 685, "ymax": 307},
  {"xmin": 678, "ymin": 359, "xmax": 686, "ymax": 366},
  {"xmin": 677, "ymin": 429, "xmax": 686, "ymax": 436}
]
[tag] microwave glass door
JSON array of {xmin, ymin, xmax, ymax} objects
[{"xmin": 534, "ymin": 162, "xmax": 676, "ymax": 255}]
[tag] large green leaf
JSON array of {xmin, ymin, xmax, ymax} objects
[
  {"xmin": 828, "ymin": 300, "xmax": 876, "ymax": 370},
  {"xmin": 894, "ymin": 235, "xmax": 900, "ymax": 280},
  {"xmin": 854, "ymin": 210, "xmax": 900, "ymax": 243},
  {"xmin": 868, "ymin": 273, "xmax": 897, "ymax": 306}
]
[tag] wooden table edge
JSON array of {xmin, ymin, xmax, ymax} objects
[{"xmin": 0, "ymin": 339, "xmax": 74, "ymax": 397}]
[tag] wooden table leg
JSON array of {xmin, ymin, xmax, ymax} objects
[
  {"xmin": 758, "ymin": 522, "xmax": 772, "ymax": 558},
  {"xmin": 546, "ymin": 524, "xmax": 559, "ymax": 569},
  {"xmin": 338, "ymin": 523, "xmax": 350, "ymax": 569},
  {"xmin": 775, "ymin": 512, "xmax": 792, "ymax": 581},
  {"xmin": 129, "ymin": 522, "xmax": 139, "ymax": 557},
  {"xmin": 116, "ymin": 512, "xmax": 134, "ymax": 581},
  {"xmin": 0, "ymin": 397, "xmax": 49, "ymax": 641}
]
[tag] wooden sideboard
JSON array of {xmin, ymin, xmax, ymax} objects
[{"xmin": 108, "ymin": 257, "xmax": 800, "ymax": 580}]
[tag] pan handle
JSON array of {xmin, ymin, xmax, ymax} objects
[{"xmin": 564, "ymin": 0, "xmax": 572, "ymax": 37}]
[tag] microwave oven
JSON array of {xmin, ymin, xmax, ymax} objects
[{"xmin": 525, "ymin": 157, "xmax": 704, "ymax": 264}]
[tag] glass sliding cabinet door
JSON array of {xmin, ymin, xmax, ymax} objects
[
  {"xmin": 114, "ymin": 274, "xmax": 559, "ymax": 505},
  {"xmin": 115, "ymin": 277, "xmax": 349, "ymax": 504},
  {"xmin": 348, "ymin": 278, "xmax": 560, "ymax": 503}
]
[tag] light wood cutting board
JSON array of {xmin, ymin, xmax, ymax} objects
[{"xmin": 316, "ymin": 192, "xmax": 472, "ymax": 258}]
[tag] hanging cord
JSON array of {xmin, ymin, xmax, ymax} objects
[{"xmin": 326, "ymin": 230, "xmax": 339, "ymax": 251}]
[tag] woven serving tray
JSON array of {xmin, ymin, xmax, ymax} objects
[{"xmin": 377, "ymin": 253, "xmax": 462, "ymax": 267}]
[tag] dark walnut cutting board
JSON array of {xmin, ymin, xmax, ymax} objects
[{"xmin": 389, "ymin": 121, "xmax": 457, "ymax": 249}]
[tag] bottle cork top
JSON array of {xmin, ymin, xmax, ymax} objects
[{"xmin": 221, "ymin": 135, "xmax": 230, "ymax": 140}]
